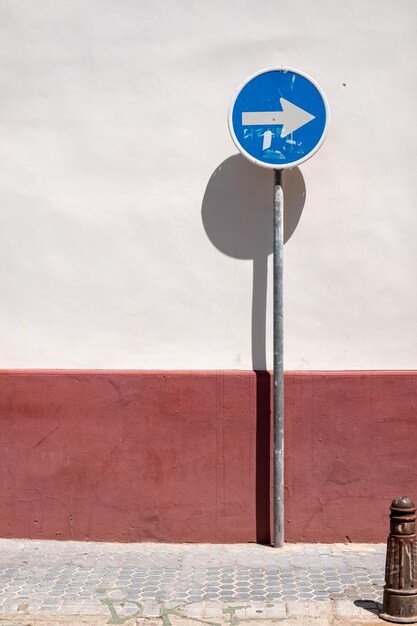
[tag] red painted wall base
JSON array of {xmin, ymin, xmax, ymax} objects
[{"xmin": 0, "ymin": 370, "xmax": 416, "ymax": 543}]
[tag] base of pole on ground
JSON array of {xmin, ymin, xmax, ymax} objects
[{"xmin": 379, "ymin": 614, "xmax": 417, "ymax": 624}]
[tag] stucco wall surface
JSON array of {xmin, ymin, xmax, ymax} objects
[
  {"xmin": 0, "ymin": 0, "xmax": 416, "ymax": 369},
  {"xmin": 1, "ymin": 370, "xmax": 416, "ymax": 543}
]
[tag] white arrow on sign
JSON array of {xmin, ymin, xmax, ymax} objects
[{"xmin": 242, "ymin": 98, "xmax": 315, "ymax": 138}]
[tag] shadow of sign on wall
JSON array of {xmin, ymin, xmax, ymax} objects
[{"xmin": 201, "ymin": 154, "xmax": 306, "ymax": 370}]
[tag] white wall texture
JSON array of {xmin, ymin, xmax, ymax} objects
[{"xmin": 0, "ymin": 0, "xmax": 416, "ymax": 370}]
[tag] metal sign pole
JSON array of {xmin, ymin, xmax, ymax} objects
[
  {"xmin": 228, "ymin": 66, "xmax": 329, "ymax": 549},
  {"xmin": 273, "ymin": 168, "xmax": 284, "ymax": 548}
]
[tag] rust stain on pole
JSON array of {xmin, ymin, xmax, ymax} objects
[{"xmin": 380, "ymin": 496, "xmax": 417, "ymax": 623}]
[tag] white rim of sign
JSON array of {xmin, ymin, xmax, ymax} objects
[{"xmin": 228, "ymin": 66, "xmax": 330, "ymax": 169}]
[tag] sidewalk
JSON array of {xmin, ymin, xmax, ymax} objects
[{"xmin": 0, "ymin": 539, "xmax": 387, "ymax": 625}]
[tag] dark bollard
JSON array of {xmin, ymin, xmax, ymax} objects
[{"xmin": 380, "ymin": 496, "xmax": 417, "ymax": 623}]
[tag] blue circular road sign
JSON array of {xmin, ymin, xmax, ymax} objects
[{"xmin": 228, "ymin": 67, "xmax": 329, "ymax": 169}]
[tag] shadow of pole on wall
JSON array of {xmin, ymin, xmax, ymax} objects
[{"xmin": 201, "ymin": 154, "xmax": 306, "ymax": 543}]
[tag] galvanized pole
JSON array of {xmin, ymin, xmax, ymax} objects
[{"xmin": 273, "ymin": 168, "xmax": 284, "ymax": 548}]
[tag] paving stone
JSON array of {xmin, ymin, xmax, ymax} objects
[
  {"xmin": 335, "ymin": 599, "xmax": 380, "ymax": 619},
  {"xmin": 181, "ymin": 602, "xmax": 204, "ymax": 618},
  {"xmin": 236, "ymin": 601, "xmax": 287, "ymax": 620},
  {"xmin": 202, "ymin": 600, "xmax": 223, "ymax": 617},
  {"xmin": 287, "ymin": 600, "xmax": 331, "ymax": 617},
  {"xmin": 58, "ymin": 600, "xmax": 83, "ymax": 615},
  {"xmin": 265, "ymin": 602, "xmax": 287, "ymax": 618},
  {"xmin": 142, "ymin": 600, "xmax": 160, "ymax": 617}
]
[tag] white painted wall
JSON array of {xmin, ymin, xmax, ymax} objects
[{"xmin": 0, "ymin": 0, "xmax": 416, "ymax": 370}]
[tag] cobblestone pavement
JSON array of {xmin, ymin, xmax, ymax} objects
[{"xmin": 0, "ymin": 540, "xmax": 386, "ymax": 624}]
